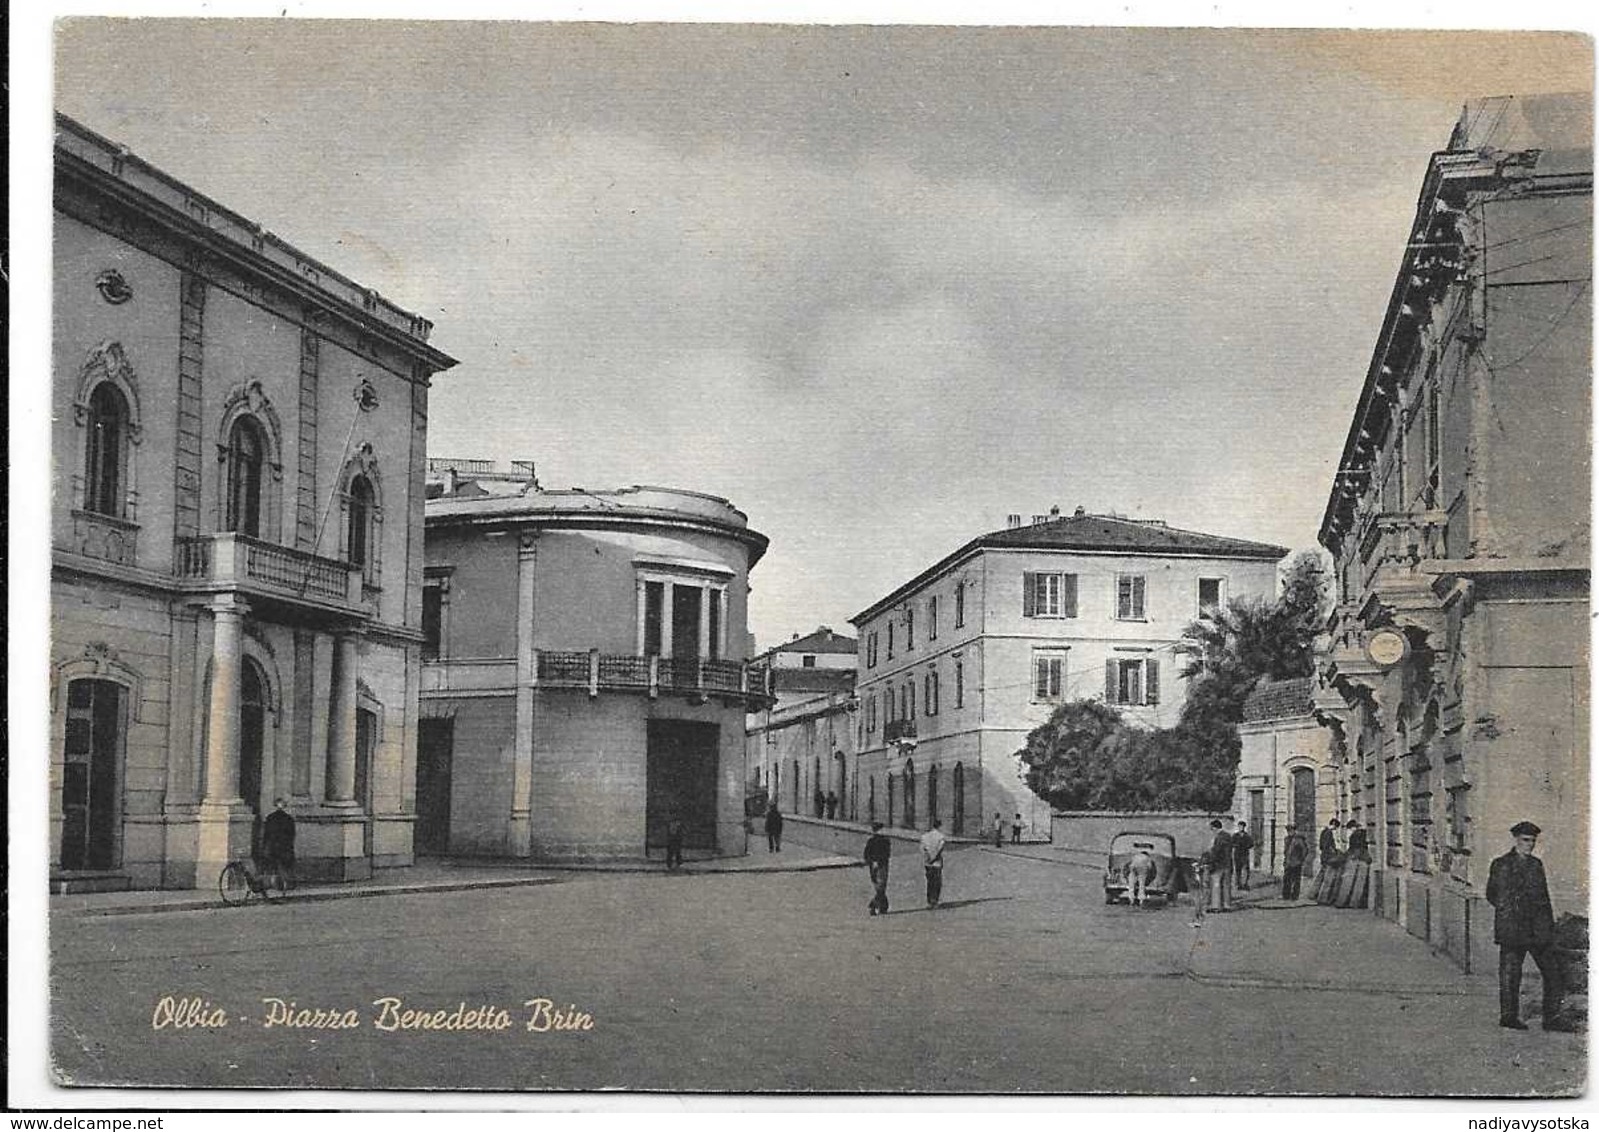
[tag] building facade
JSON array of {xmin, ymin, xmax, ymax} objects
[
  {"xmin": 1315, "ymin": 94, "xmax": 1591, "ymax": 970},
  {"xmin": 850, "ymin": 509, "xmax": 1286, "ymax": 838},
  {"xmin": 51, "ymin": 115, "xmax": 457, "ymax": 891},
  {"xmin": 745, "ymin": 627, "xmax": 857, "ymax": 817},
  {"xmin": 1232, "ymin": 677, "xmax": 1339, "ymax": 875},
  {"xmin": 421, "ymin": 465, "xmax": 771, "ymax": 860}
]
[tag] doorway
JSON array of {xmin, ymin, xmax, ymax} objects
[
  {"xmin": 60, "ymin": 678, "xmax": 124, "ymax": 870},
  {"xmin": 355, "ymin": 708, "xmax": 377, "ymax": 856},
  {"xmin": 646, "ymin": 720, "xmax": 719, "ymax": 855},
  {"xmin": 240, "ymin": 660, "xmax": 267, "ymax": 857},
  {"xmin": 1291, "ymin": 766, "xmax": 1316, "ymax": 854},
  {"xmin": 416, "ymin": 718, "xmax": 454, "ymax": 854}
]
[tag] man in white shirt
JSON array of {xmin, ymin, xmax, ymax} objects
[{"xmin": 920, "ymin": 820, "xmax": 948, "ymax": 909}]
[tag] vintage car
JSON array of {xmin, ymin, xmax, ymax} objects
[{"xmin": 1102, "ymin": 831, "xmax": 1190, "ymax": 905}]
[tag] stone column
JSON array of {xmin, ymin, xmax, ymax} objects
[
  {"xmin": 326, "ymin": 632, "xmax": 359, "ymax": 806},
  {"xmin": 509, "ymin": 533, "xmax": 538, "ymax": 855},
  {"xmin": 204, "ymin": 595, "xmax": 248, "ymax": 804},
  {"xmin": 195, "ymin": 595, "xmax": 253, "ymax": 885}
]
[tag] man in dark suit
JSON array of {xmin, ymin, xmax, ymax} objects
[
  {"xmin": 1487, "ymin": 821, "xmax": 1567, "ymax": 1030},
  {"xmin": 863, "ymin": 822, "xmax": 892, "ymax": 916}
]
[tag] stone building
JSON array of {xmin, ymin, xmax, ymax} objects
[
  {"xmin": 745, "ymin": 627, "xmax": 857, "ymax": 817},
  {"xmin": 1231, "ymin": 677, "xmax": 1339, "ymax": 875},
  {"xmin": 420, "ymin": 463, "xmax": 771, "ymax": 860},
  {"xmin": 51, "ymin": 114, "xmax": 457, "ymax": 891},
  {"xmin": 850, "ymin": 508, "xmax": 1286, "ymax": 838},
  {"xmin": 1315, "ymin": 94, "xmax": 1591, "ymax": 970}
]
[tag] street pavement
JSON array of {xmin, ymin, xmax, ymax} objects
[{"xmin": 47, "ymin": 843, "xmax": 1585, "ymax": 1096}]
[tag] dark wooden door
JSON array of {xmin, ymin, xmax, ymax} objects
[
  {"xmin": 240, "ymin": 662, "xmax": 266, "ymax": 859},
  {"xmin": 415, "ymin": 718, "xmax": 454, "ymax": 855},
  {"xmin": 61, "ymin": 679, "xmax": 122, "ymax": 870},
  {"xmin": 646, "ymin": 720, "xmax": 719, "ymax": 854},
  {"xmin": 1291, "ymin": 767, "xmax": 1316, "ymax": 857}
]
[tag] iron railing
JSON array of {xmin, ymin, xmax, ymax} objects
[{"xmin": 534, "ymin": 650, "xmax": 768, "ymax": 702}]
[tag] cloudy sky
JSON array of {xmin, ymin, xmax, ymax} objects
[{"xmin": 49, "ymin": 21, "xmax": 1592, "ymax": 648}]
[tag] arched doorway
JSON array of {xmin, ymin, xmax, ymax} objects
[
  {"xmin": 61, "ymin": 678, "xmax": 125, "ymax": 870},
  {"xmin": 355, "ymin": 708, "xmax": 378, "ymax": 856},
  {"xmin": 953, "ymin": 762, "xmax": 966, "ymax": 835},
  {"xmin": 903, "ymin": 759, "xmax": 916, "ymax": 829},
  {"xmin": 886, "ymin": 775, "xmax": 896, "ymax": 828},
  {"xmin": 1291, "ymin": 765, "xmax": 1316, "ymax": 856},
  {"xmin": 834, "ymin": 750, "xmax": 847, "ymax": 816},
  {"xmin": 927, "ymin": 764, "xmax": 939, "ymax": 827},
  {"xmin": 240, "ymin": 660, "xmax": 268, "ymax": 856}
]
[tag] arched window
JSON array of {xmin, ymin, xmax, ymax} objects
[
  {"xmin": 84, "ymin": 383, "xmax": 129, "ymax": 516},
  {"xmin": 927, "ymin": 763, "xmax": 940, "ymax": 826},
  {"xmin": 226, "ymin": 417, "xmax": 267, "ymax": 537},
  {"xmin": 903, "ymin": 758, "xmax": 916, "ymax": 828},
  {"xmin": 346, "ymin": 474, "xmax": 375, "ymax": 573}
]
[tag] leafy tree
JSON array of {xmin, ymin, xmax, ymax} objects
[{"xmin": 1017, "ymin": 699, "xmax": 1124, "ymax": 811}]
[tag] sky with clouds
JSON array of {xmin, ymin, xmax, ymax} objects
[{"xmin": 51, "ymin": 21, "xmax": 1592, "ymax": 648}]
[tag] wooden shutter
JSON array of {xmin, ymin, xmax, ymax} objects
[
  {"xmin": 1023, "ymin": 572, "xmax": 1037, "ymax": 617},
  {"xmin": 1133, "ymin": 576, "xmax": 1146, "ymax": 618},
  {"xmin": 1105, "ymin": 660, "xmax": 1118, "ymax": 703},
  {"xmin": 1061, "ymin": 574, "xmax": 1078, "ymax": 618},
  {"xmin": 1145, "ymin": 658, "xmax": 1160, "ymax": 705}
]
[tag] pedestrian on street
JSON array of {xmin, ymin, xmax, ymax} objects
[
  {"xmin": 1011, "ymin": 813, "xmax": 1023, "ymax": 845},
  {"xmin": 863, "ymin": 821, "xmax": 892, "ymax": 916},
  {"xmin": 1346, "ymin": 820, "xmax": 1371, "ymax": 863},
  {"xmin": 665, "ymin": 817, "xmax": 685, "ymax": 870},
  {"xmin": 921, "ymin": 819, "xmax": 948, "ymax": 908},
  {"xmin": 814, "ymin": 787, "xmax": 826, "ymax": 819},
  {"xmin": 1487, "ymin": 820, "xmax": 1570, "ymax": 1031},
  {"xmin": 1281, "ymin": 825, "xmax": 1308, "ymax": 901},
  {"xmin": 1233, "ymin": 820, "xmax": 1254, "ymax": 891},
  {"xmin": 1205, "ymin": 819, "xmax": 1234, "ymax": 911},
  {"xmin": 992, "ymin": 812, "xmax": 1004, "ymax": 848},
  {"xmin": 260, "ymin": 797, "xmax": 296, "ymax": 892},
  {"xmin": 826, "ymin": 791, "xmax": 838, "ymax": 820},
  {"xmin": 764, "ymin": 803, "xmax": 784, "ymax": 853},
  {"xmin": 1314, "ymin": 818, "xmax": 1344, "ymax": 903}
]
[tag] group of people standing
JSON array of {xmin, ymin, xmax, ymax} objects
[
  {"xmin": 862, "ymin": 819, "xmax": 948, "ymax": 915},
  {"xmin": 1197, "ymin": 816, "xmax": 1256, "ymax": 913},
  {"xmin": 812, "ymin": 790, "xmax": 840, "ymax": 820},
  {"xmin": 1283, "ymin": 817, "xmax": 1372, "ymax": 908}
]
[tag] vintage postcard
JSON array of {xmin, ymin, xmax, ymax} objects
[{"xmin": 12, "ymin": 9, "xmax": 1595, "ymax": 1108}]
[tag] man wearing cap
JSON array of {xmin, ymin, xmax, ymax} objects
[
  {"xmin": 863, "ymin": 822, "xmax": 892, "ymax": 916},
  {"xmin": 1487, "ymin": 821, "xmax": 1566, "ymax": 1030},
  {"xmin": 1281, "ymin": 824, "xmax": 1308, "ymax": 901}
]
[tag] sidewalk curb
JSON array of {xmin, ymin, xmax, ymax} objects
[
  {"xmin": 537, "ymin": 858, "xmax": 862, "ymax": 876},
  {"xmin": 59, "ymin": 875, "xmax": 568, "ymax": 917},
  {"xmin": 1182, "ymin": 969, "xmax": 1495, "ymax": 997}
]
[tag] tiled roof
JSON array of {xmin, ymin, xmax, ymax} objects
[
  {"xmin": 983, "ymin": 513, "xmax": 1288, "ymax": 558},
  {"xmin": 853, "ymin": 512, "xmax": 1288, "ymax": 623},
  {"xmin": 1242, "ymin": 677, "xmax": 1316, "ymax": 722},
  {"xmin": 767, "ymin": 627, "xmax": 857, "ymax": 656}
]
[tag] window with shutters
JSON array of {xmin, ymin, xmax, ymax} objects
[
  {"xmin": 1115, "ymin": 574, "xmax": 1147, "ymax": 620},
  {"xmin": 906, "ymin": 607, "xmax": 915, "ymax": 649},
  {"xmin": 887, "ymin": 622, "xmax": 895, "ymax": 659},
  {"xmin": 954, "ymin": 581, "xmax": 966, "ymax": 627},
  {"xmin": 1106, "ymin": 657, "xmax": 1160, "ymax": 706},
  {"xmin": 84, "ymin": 382, "xmax": 132, "ymax": 517},
  {"xmin": 867, "ymin": 632, "xmax": 878, "ymax": 668},
  {"xmin": 1198, "ymin": 577, "xmax": 1224, "ymax": 614},
  {"xmin": 928, "ymin": 594, "xmax": 938, "ymax": 641},
  {"xmin": 1425, "ymin": 376, "xmax": 1442, "ymax": 509},
  {"xmin": 866, "ymin": 694, "xmax": 877, "ymax": 733},
  {"xmin": 1033, "ymin": 650, "xmax": 1067, "ymax": 703},
  {"xmin": 925, "ymin": 669, "xmax": 939, "ymax": 715},
  {"xmin": 954, "ymin": 658, "xmax": 964, "ymax": 708},
  {"xmin": 883, "ymin": 689, "xmax": 894, "ymax": 726},
  {"xmin": 1023, "ymin": 571, "xmax": 1078, "ymax": 618}
]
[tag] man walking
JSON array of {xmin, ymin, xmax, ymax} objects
[
  {"xmin": 1487, "ymin": 821, "xmax": 1569, "ymax": 1030},
  {"xmin": 665, "ymin": 817, "xmax": 685, "ymax": 870},
  {"xmin": 826, "ymin": 791, "xmax": 838, "ymax": 820},
  {"xmin": 921, "ymin": 819, "xmax": 948, "ymax": 909},
  {"xmin": 992, "ymin": 812, "xmax": 1004, "ymax": 848},
  {"xmin": 1281, "ymin": 824, "xmax": 1308, "ymax": 900},
  {"xmin": 764, "ymin": 802, "xmax": 784, "ymax": 853},
  {"xmin": 1233, "ymin": 820, "xmax": 1254, "ymax": 891},
  {"xmin": 1205, "ymin": 818, "xmax": 1234, "ymax": 911},
  {"xmin": 1011, "ymin": 813, "xmax": 1023, "ymax": 845},
  {"xmin": 260, "ymin": 797, "xmax": 296, "ymax": 892},
  {"xmin": 863, "ymin": 822, "xmax": 892, "ymax": 916}
]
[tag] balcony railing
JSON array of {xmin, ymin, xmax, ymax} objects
[
  {"xmin": 1358, "ymin": 510, "xmax": 1450, "ymax": 592},
  {"xmin": 884, "ymin": 718, "xmax": 917, "ymax": 743},
  {"xmin": 175, "ymin": 532, "xmax": 362, "ymax": 607},
  {"xmin": 535, "ymin": 649, "xmax": 771, "ymax": 704}
]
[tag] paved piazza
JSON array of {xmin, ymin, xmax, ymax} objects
[{"xmin": 50, "ymin": 847, "xmax": 1584, "ymax": 1096}]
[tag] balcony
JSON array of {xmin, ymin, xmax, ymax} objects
[
  {"xmin": 534, "ymin": 650, "xmax": 773, "ymax": 707},
  {"xmin": 175, "ymin": 532, "xmax": 365, "ymax": 613},
  {"xmin": 1358, "ymin": 510, "xmax": 1451, "ymax": 592},
  {"xmin": 884, "ymin": 717, "xmax": 917, "ymax": 743}
]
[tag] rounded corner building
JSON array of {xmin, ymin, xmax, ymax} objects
[{"xmin": 420, "ymin": 463, "xmax": 771, "ymax": 861}]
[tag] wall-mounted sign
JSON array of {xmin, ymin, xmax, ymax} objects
[{"xmin": 1365, "ymin": 628, "xmax": 1409, "ymax": 668}]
